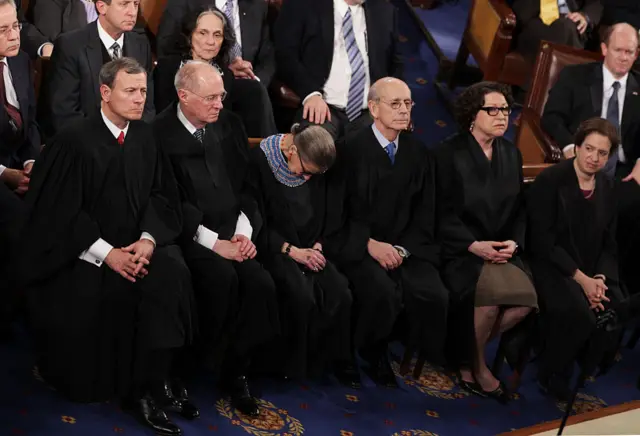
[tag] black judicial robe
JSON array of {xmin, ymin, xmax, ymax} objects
[
  {"xmin": 20, "ymin": 115, "xmax": 193, "ymax": 403},
  {"xmin": 328, "ymin": 128, "xmax": 448, "ymax": 359},
  {"xmin": 154, "ymin": 106, "xmax": 278, "ymax": 364},
  {"xmin": 435, "ymin": 132, "xmax": 527, "ymax": 365},
  {"xmin": 526, "ymin": 159, "xmax": 626, "ymax": 376},
  {"xmin": 247, "ymin": 146, "xmax": 352, "ymax": 377}
]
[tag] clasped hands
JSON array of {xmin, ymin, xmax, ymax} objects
[
  {"xmin": 288, "ymin": 242, "xmax": 326, "ymax": 272},
  {"xmin": 574, "ymin": 271, "xmax": 610, "ymax": 312},
  {"xmin": 1, "ymin": 161, "xmax": 33, "ymax": 195},
  {"xmin": 104, "ymin": 239, "xmax": 155, "ymax": 283},
  {"xmin": 468, "ymin": 240, "xmax": 517, "ymax": 264},
  {"xmin": 213, "ymin": 234, "xmax": 257, "ymax": 262}
]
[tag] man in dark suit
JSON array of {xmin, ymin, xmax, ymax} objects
[
  {"xmin": 542, "ymin": 22, "xmax": 640, "ymax": 299},
  {"xmin": 15, "ymin": 0, "xmax": 52, "ymax": 58},
  {"xmin": 601, "ymin": 0, "xmax": 640, "ymax": 31},
  {"xmin": 0, "ymin": 0, "xmax": 41, "ymax": 339},
  {"xmin": 156, "ymin": 0, "xmax": 275, "ymax": 86},
  {"xmin": 41, "ymin": 0, "xmax": 154, "ymax": 136},
  {"xmin": 513, "ymin": 0, "xmax": 602, "ymax": 61},
  {"xmin": 274, "ymin": 0, "xmax": 403, "ymax": 140},
  {"xmin": 30, "ymin": 0, "xmax": 98, "ymax": 41}
]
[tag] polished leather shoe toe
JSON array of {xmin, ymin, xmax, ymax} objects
[
  {"xmin": 172, "ymin": 380, "xmax": 200, "ymax": 420},
  {"xmin": 128, "ymin": 395, "xmax": 182, "ymax": 436},
  {"xmin": 224, "ymin": 375, "xmax": 260, "ymax": 417}
]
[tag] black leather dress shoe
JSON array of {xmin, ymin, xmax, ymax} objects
[
  {"xmin": 223, "ymin": 375, "xmax": 260, "ymax": 417},
  {"xmin": 334, "ymin": 361, "xmax": 362, "ymax": 389},
  {"xmin": 126, "ymin": 395, "xmax": 182, "ymax": 436},
  {"xmin": 172, "ymin": 379, "xmax": 200, "ymax": 420},
  {"xmin": 363, "ymin": 354, "xmax": 398, "ymax": 388}
]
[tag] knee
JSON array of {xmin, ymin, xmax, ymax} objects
[{"xmin": 477, "ymin": 305, "xmax": 500, "ymax": 320}]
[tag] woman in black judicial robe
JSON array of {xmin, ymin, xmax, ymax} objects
[
  {"xmin": 436, "ymin": 82, "xmax": 537, "ymax": 403},
  {"xmin": 247, "ymin": 124, "xmax": 354, "ymax": 382},
  {"xmin": 153, "ymin": 5, "xmax": 276, "ymax": 137},
  {"xmin": 527, "ymin": 118, "xmax": 627, "ymax": 401},
  {"xmin": 19, "ymin": 114, "xmax": 193, "ymax": 403}
]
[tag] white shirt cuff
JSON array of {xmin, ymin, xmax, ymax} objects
[
  {"xmin": 234, "ymin": 211, "xmax": 253, "ymax": 239},
  {"xmin": 0, "ymin": 165, "xmax": 5, "ymax": 176},
  {"xmin": 562, "ymin": 144, "xmax": 575, "ymax": 155},
  {"xmin": 302, "ymin": 91, "xmax": 322, "ymax": 105},
  {"xmin": 140, "ymin": 232, "xmax": 156, "ymax": 246},
  {"xmin": 194, "ymin": 225, "xmax": 219, "ymax": 251},
  {"xmin": 37, "ymin": 42, "xmax": 53, "ymax": 57},
  {"xmin": 79, "ymin": 238, "xmax": 113, "ymax": 267},
  {"xmin": 23, "ymin": 160, "xmax": 35, "ymax": 168}
]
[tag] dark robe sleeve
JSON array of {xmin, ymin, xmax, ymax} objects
[
  {"xmin": 526, "ymin": 169, "xmax": 580, "ymax": 277},
  {"xmin": 139, "ymin": 147, "xmax": 183, "ymax": 247},
  {"xmin": 397, "ymin": 149, "xmax": 439, "ymax": 265},
  {"xmin": 595, "ymin": 195, "xmax": 619, "ymax": 282},
  {"xmin": 19, "ymin": 134, "xmax": 101, "ymax": 284},
  {"xmin": 435, "ymin": 142, "xmax": 477, "ymax": 254}
]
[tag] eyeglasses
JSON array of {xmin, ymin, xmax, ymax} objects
[
  {"xmin": 480, "ymin": 106, "xmax": 512, "ymax": 116},
  {"xmin": 298, "ymin": 154, "xmax": 326, "ymax": 177},
  {"xmin": 184, "ymin": 88, "xmax": 227, "ymax": 104},
  {"xmin": 0, "ymin": 22, "xmax": 22, "ymax": 37},
  {"xmin": 379, "ymin": 99, "xmax": 415, "ymax": 110}
]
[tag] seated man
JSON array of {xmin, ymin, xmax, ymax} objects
[
  {"xmin": 21, "ymin": 58, "xmax": 192, "ymax": 436},
  {"xmin": 274, "ymin": 0, "xmax": 403, "ymax": 140},
  {"xmin": 41, "ymin": 0, "xmax": 154, "ymax": 136},
  {"xmin": 513, "ymin": 0, "xmax": 602, "ymax": 61},
  {"xmin": 154, "ymin": 61, "xmax": 279, "ymax": 418},
  {"xmin": 327, "ymin": 77, "xmax": 448, "ymax": 386},
  {"xmin": 0, "ymin": 0, "xmax": 41, "ymax": 335}
]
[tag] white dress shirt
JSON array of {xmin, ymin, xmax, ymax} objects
[
  {"xmin": 303, "ymin": 0, "xmax": 370, "ymax": 110},
  {"xmin": 177, "ymin": 105, "xmax": 253, "ymax": 251},
  {"xmin": 0, "ymin": 58, "xmax": 35, "ymax": 177},
  {"xmin": 97, "ymin": 18, "xmax": 125, "ymax": 58},
  {"xmin": 215, "ymin": 0, "xmax": 242, "ymax": 49},
  {"xmin": 563, "ymin": 65, "xmax": 630, "ymax": 163},
  {"xmin": 78, "ymin": 110, "xmax": 156, "ymax": 267},
  {"xmin": 371, "ymin": 122, "xmax": 400, "ymax": 152}
]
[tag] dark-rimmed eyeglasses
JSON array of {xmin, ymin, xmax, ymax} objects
[
  {"xmin": 379, "ymin": 99, "xmax": 415, "ymax": 110},
  {"xmin": 298, "ymin": 154, "xmax": 326, "ymax": 177},
  {"xmin": 480, "ymin": 106, "xmax": 512, "ymax": 116}
]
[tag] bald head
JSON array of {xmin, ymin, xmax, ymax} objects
[
  {"xmin": 602, "ymin": 22, "xmax": 639, "ymax": 79},
  {"xmin": 175, "ymin": 60, "xmax": 226, "ymax": 126},
  {"xmin": 174, "ymin": 60, "xmax": 223, "ymax": 94},
  {"xmin": 368, "ymin": 77, "xmax": 412, "ymax": 135},
  {"xmin": 368, "ymin": 77, "xmax": 411, "ymax": 103}
]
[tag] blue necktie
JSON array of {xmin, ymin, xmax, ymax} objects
[
  {"xmin": 602, "ymin": 81, "xmax": 620, "ymax": 178},
  {"xmin": 224, "ymin": 0, "xmax": 242, "ymax": 60},
  {"xmin": 342, "ymin": 8, "xmax": 366, "ymax": 121},
  {"xmin": 385, "ymin": 142, "xmax": 396, "ymax": 164}
]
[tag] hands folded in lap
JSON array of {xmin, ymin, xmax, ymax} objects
[
  {"xmin": 469, "ymin": 240, "xmax": 517, "ymax": 264},
  {"xmin": 105, "ymin": 239, "xmax": 155, "ymax": 283}
]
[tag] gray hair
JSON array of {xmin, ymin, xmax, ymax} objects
[
  {"xmin": 0, "ymin": 0, "xmax": 17, "ymax": 9},
  {"xmin": 174, "ymin": 60, "xmax": 221, "ymax": 91},
  {"xmin": 99, "ymin": 57, "xmax": 146, "ymax": 88},
  {"xmin": 291, "ymin": 123, "xmax": 336, "ymax": 172}
]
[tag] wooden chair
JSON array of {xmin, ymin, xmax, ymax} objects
[
  {"xmin": 515, "ymin": 42, "xmax": 602, "ymax": 181},
  {"xmin": 139, "ymin": 0, "xmax": 168, "ymax": 37},
  {"xmin": 448, "ymin": 0, "xmax": 530, "ymax": 89}
]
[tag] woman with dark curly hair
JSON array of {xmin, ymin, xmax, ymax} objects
[
  {"xmin": 435, "ymin": 81, "xmax": 537, "ymax": 403},
  {"xmin": 153, "ymin": 5, "xmax": 276, "ymax": 136}
]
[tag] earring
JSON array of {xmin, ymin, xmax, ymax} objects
[{"xmin": 469, "ymin": 121, "xmax": 474, "ymax": 132}]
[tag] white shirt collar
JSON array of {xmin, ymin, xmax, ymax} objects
[
  {"xmin": 602, "ymin": 64, "xmax": 628, "ymax": 91},
  {"xmin": 371, "ymin": 122, "xmax": 400, "ymax": 149},
  {"xmin": 97, "ymin": 19, "xmax": 125, "ymax": 53},
  {"xmin": 0, "ymin": 58, "xmax": 7, "ymax": 66},
  {"xmin": 177, "ymin": 104, "xmax": 198, "ymax": 134},
  {"xmin": 101, "ymin": 109, "xmax": 129, "ymax": 139},
  {"xmin": 334, "ymin": 0, "xmax": 363, "ymax": 16}
]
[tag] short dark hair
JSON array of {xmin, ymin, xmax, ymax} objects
[
  {"xmin": 177, "ymin": 6, "xmax": 235, "ymax": 67},
  {"xmin": 574, "ymin": 117, "xmax": 620, "ymax": 154},
  {"xmin": 453, "ymin": 81, "xmax": 513, "ymax": 131},
  {"xmin": 99, "ymin": 57, "xmax": 146, "ymax": 88},
  {"xmin": 291, "ymin": 123, "xmax": 336, "ymax": 172}
]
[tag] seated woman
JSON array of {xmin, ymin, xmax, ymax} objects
[
  {"xmin": 247, "ymin": 124, "xmax": 357, "ymax": 386},
  {"xmin": 436, "ymin": 81, "xmax": 537, "ymax": 403},
  {"xmin": 154, "ymin": 5, "xmax": 276, "ymax": 137},
  {"xmin": 527, "ymin": 117, "xmax": 627, "ymax": 401}
]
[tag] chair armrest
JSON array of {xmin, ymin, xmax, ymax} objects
[
  {"xmin": 523, "ymin": 163, "xmax": 554, "ymax": 183},
  {"xmin": 269, "ymin": 79, "xmax": 301, "ymax": 109},
  {"xmin": 517, "ymin": 108, "xmax": 563, "ymax": 165},
  {"xmin": 248, "ymin": 137, "xmax": 263, "ymax": 148}
]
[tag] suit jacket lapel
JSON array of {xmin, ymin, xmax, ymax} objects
[
  {"xmin": 622, "ymin": 73, "xmax": 640, "ymax": 144},
  {"xmin": 319, "ymin": 0, "xmax": 334, "ymax": 70},
  {"xmin": 238, "ymin": 0, "xmax": 257, "ymax": 59},
  {"xmin": 590, "ymin": 64, "xmax": 603, "ymax": 116},
  {"xmin": 363, "ymin": 0, "xmax": 376, "ymax": 70},
  {"xmin": 85, "ymin": 22, "xmax": 103, "ymax": 110}
]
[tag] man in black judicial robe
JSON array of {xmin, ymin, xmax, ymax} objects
[
  {"xmin": 327, "ymin": 77, "xmax": 448, "ymax": 386},
  {"xmin": 154, "ymin": 61, "xmax": 279, "ymax": 418},
  {"xmin": 21, "ymin": 58, "xmax": 191, "ymax": 436}
]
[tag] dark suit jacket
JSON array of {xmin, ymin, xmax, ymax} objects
[
  {"xmin": 541, "ymin": 62, "xmax": 640, "ymax": 162},
  {"xmin": 0, "ymin": 51, "xmax": 40, "ymax": 168},
  {"xmin": 512, "ymin": 0, "xmax": 603, "ymax": 25},
  {"xmin": 156, "ymin": 0, "xmax": 275, "ymax": 85},
  {"xmin": 154, "ymin": 55, "xmax": 234, "ymax": 113},
  {"xmin": 31, "ymin": 0, "xmax": 89, "ymax": 41},
  {"xmin": 17, "ymin": 0, "xmax": 49, "ymax": 59},
  {"xmin": 42, "ymin": 20, "xmax": 155, "ymax": 135},
  {"xmin": 274, "ymin": 0, "xmax": 403, "ymax": 103},
  {"xmin": 601, "ymin": 0, "xmax": 640, "ymax": 29}
]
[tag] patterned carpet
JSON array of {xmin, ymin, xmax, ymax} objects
[{"xmin": 2, "ymin": 1, "xmax": 640, "ymax": 435}]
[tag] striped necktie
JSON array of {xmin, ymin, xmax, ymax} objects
[
  {"xmin": 342, "ymin": 8, "xmax": 366, "ymax": 121},
  {"xmin": 224, "ymin": 0, "xmax": 242, "ymax": 60},
  {"xmin": 194, "ymin": 128, "xmax": 205, "ymax": 143},
  {"xmin": 602, "ymin": 81, "xmax": 620, "ymax": 178},
  {"xmin": 111, "ymin": 42, "xmax": 121, "ymax": 60}
]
